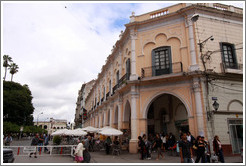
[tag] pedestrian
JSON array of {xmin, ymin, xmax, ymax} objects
[
  {"xmin": 44, "ymin": 134, "xmax": 49, "ymax": 153},
  {"xmin": 179, "ymin": 133, "xmax": 193, "ymax": 163},
  {"xmin": 138, "ymin": 136, "xmax": 145, "ymax": 160},
  {"xmin": 105, "ymin": 136, "xmax": 112, "ymax": 155},
  {"xmin": 201, "ymin": 136, "xmax": 210, "ymax": 162},
  {"xmin": 29, "ymin": 133, "xmax": 39, "ymax": 158},
  {"xmin": 4, "ymin": 134, "xmax": 13, "ymax": 146},
  {"xmin": 38, "ymin": 134, "xmax": 44, "ymax": 153},
  {"xmin": 152, "ymin": 133, "xmax": 164, "ymax": 160},
  {"xmin": 187, "ymin": 131, "xmax": 195, "ymax": 145},
  {"xmin": 168, "ymin": 132, "xmax": 176, "ymax": 149},
  {"xmin": 213, "ymin": 135, "xmax": 225, "ymax": 163},
  {"xmin": 74, "ymin": 140, "xmax": 85, "ymax": 163},
  {"xmin": 143, "ymin": 134, "xmax": 151, "ymax": 159},
  {"xmin": 195, "ymin": 136, "xmax": 206, "ymax": 163},
  {"xmin": 161, "ymin": 133, "xmax": 167, "ymax": 152},
  {"xmin": 82, "ymin": 137, "xmax": 91, "ymax": 163}
]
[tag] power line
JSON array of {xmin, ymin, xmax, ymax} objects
[{"xmin": 209, "ymin": 82, "xmax": 243, "ymax": 92}]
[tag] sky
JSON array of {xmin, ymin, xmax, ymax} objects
[{"xmin": 1, "ymin": 1, "xmax": 244, "ymax": 124}]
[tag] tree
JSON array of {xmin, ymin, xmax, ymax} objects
[
  {"xmin": 9, "ymin": 63, "xmax": 19, "ymax": 82},
  {"xmin": 3, "ymin": 81, "xmax": 34, "ymax": 126},
  {"xmin": 3, "ymin": 55, "xmax": 13, "ymax": 81}
]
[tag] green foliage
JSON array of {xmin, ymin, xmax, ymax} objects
[
  {"xmin": 53, "ymin": 135, "xmax": 62, "ymax": 145},
  {"xmin": 3, "ymin": 122, "xmax": 47, "ymax": 135},
  {"xmin": 3, "ymin": 81, "xmax": 34, "ymax": 126},
  {"xmin": 3, "ymin": 121, "xmax": 20, "ymax": 134}
]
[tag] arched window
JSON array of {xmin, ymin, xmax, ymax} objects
[{"xmin": 44, "ymin": 125, "xmax": 48, "ymax": 129}]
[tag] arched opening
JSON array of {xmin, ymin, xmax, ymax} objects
[
  {"xmin": 57, "ymin": 127, "xmax": 60, "ymax": 129},
  {"xmin": 44, "ymin": 125, "xmax": 48, "ymax": 129},
  {"xmin": 122, "ymin": 100, "xmax": 131, "ymax": 148},
  {"xmin": 114, "ymin": 106, "xmax": 118, "ymax": 128},
  {"xmin": 147, "ymin": 94, "xmax": 189, "ymax": 140}
]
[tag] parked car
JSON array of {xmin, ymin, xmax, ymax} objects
[{"xmin": 3, "ymin": 148, "xmax": 15, "ymax": 163}]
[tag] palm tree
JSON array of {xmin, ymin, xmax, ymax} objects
[
  {"xmin": 9, "ymin": 63, "xmax": 19, "ymax": 82},
  {"xmin": 3, "ymin": 55, "xmax": 13, "ymax": 81}
]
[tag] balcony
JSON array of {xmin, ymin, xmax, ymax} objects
[
  {"xmin": 220, "ymin": 63, "xmax": 243, "ymax": 74},
  {"xmin": 112, "ymin": 73, "xmax": 129, "ymax": 95},
  {"xmin": 101, "ymin": 97, "xmax": 104, "ymax": 103},
  {"xmin": 106, "ymin": 92, "xmax": 110, "ymax": 100},
  {"xmin": 141, "ymin": 62, "xmax": 183, "ymax": 78}
]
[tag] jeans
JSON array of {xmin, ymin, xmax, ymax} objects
[
  {"xmin": 183, "ymin": 157, "xmax": 193, "ymax": 163},
  {"xmin": 218, "ymin": 149, "xmax": 225, "ymax": 163}
]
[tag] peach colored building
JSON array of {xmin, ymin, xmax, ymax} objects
[{"xmin": 82, "ymin": 3, "xmax": 243, "ymax": 154}]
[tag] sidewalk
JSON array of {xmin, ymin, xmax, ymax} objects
[{"xmin": 14, "ymin": 150, "xmax": 243, "ymax": 163}]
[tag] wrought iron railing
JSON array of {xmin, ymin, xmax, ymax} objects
[
  {"xmin": 141, "ymin": 62, "xmax": 183, "ymax": 78},
  {"xmin": 220, "ymin": 62, "xmax": 243, "ymax": 73},
  {"xmin": 106, "ymin": 92, "xmax": 110, "ymax": 100}
]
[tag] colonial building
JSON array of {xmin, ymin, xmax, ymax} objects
[
  {"xmin": 34, "ymin": 118, "xmax": 67, "ymax": 135},
  {"xmin": 82, "ymin": 3, "xmax": 243, "ymax": 154},
  {"xmin": 74, "ymin": 80, "xmax": 95, "ymax": 128}
]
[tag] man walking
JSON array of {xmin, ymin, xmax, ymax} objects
[
  {"xmin": 29, "ymin": 133, "xmax": 39, "ymax": 158},
  {"xmin": 179, "ymin": 133, "xmax": 193, "ymax": 163}
]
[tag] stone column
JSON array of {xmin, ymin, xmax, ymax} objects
[
  {"xmin": 187, "ymin": 15, "xmax": 199, "ymax": 71},
  {"xmin": 118, "ymin": 95, "xmax": 123, "ymax": 130},
  {"xmin": 130, "ymin": 28, "xmax": 138, "ymax": 80},
  {"xmin": 110, "ymin": 103, "xmax": 114, "ymax": 127},
  {"xmin": 129, "ymin": 85, "xmax": 139, "ymax": 153},
  {"xmin": 193, "ymin": 77, "xmax": 205, "ymax": 136}
]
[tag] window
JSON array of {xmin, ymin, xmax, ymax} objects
[
  {"xmin": 220, "ymin": 43, "xmax": 237, "ymax": 69},
  {"xmin": 126, "ymin": 58, "xmax": 131, "ymax": 80},
  {"xmin": 116, "ymin": 70, "xmax": 119, "ymax": 84},
  {"xmin": 109, "ymin": 80, "xmax": 111, "ymax": 94},
  {"xmin": 152, "ymin": 46, "xmax": 172, "ymax": 76}
]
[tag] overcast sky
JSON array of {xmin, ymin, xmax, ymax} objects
[{"xmin": 2, "ymin": 1, "xmax": 244, "ymax": 124}]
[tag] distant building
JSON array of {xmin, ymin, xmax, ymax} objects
[
  {"xmin": 34, "ymin": 118, "xmax": 67, "ymax": 135},
  {"xmin": 74, "ymin": 80, "xmax": 95, "ymax": 128}
]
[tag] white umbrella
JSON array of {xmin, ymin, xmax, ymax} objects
[
  {"xmin": 51, "ymin": 129, "xmax": 68, "ymax": 136},
  {"xmin": 81, "ymin": 126, "xmax": 99, "ymax": 133},
  {"xmin": 99, "ymin": 127, "xmax": 123, "ymax": 136},
  {"xmin": 72, "ymin": 129, "xmax": 87, "ymax": 136}
]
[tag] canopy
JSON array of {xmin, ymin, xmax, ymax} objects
[
  {"xmin": 81, "ymin": 126, "xmax": 99, "ymax": 133},
  {"xmin": 51, "ymin": 129, "xmax": 68, "ymax": 136},
  {"xmin": 71, "ymin": 129, "xmax": 87, "ymax": 136},
  {"xmin": 99, "ymin": 127, "xmax": 123, "ymax": 136}
]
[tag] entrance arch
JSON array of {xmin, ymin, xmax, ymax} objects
[{"xmin": 145, "ymin": 93, "xmax": 190, "ymax": 140}]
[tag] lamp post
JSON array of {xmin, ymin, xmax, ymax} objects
[
  {"xmin": 37, "ymin": 112, "xmax": 43, "ymax": 127},
  {"xmin": 207, "ymin": 100, "xmax": 219, "ymax": 121}
]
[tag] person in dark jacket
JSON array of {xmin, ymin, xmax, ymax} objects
[
  {"xmin": 138, "ymin": 136, "xmax": 145, "ymax": 160},
  {"xmin": 152, "ymin": 133, "xmax": 164, "ymax": 160},
  {"xmin": 213, "ymin": 135, "xmax": 225, "ymax": 163},
  {"xmin": 195, "ymin": 136, "xmax": 206, "ymax": 163},
  {"xmin": 29, "ymin": 133, "xmax": 39, "ymax": 158}
]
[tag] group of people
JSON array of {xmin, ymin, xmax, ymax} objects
[
  {"xmin": 138, "ymin": 132, "xmax": 177, "ymax": 160},
  {"xmin": 29, "ymin": 133, "xmax": 50, "ymax": 158},
  {"xmin": 179, "ymin": 133, "xmax": 225, "ymax": 163},
  {"xmin": 138, "ymin": 131, "xmax": 225, "ymax": 163}
]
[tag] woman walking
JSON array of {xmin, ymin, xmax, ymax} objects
[
  {"xmin": 74, "ymin": 140, "xmax": 85, "ymax": 163},
  {"xmin": 213, "ymin": 135, "xmax": 225, "ymax": 163},
  {"xmin": 152, "ymin": 133, "xmax": 164, "ymax": 160}
]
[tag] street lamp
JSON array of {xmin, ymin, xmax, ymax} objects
[
  {"xmin": 37, "ymin": 112, "xmax": 43, "ymax": 126},
  {"xmin": 207, "ymin": 100, "xmax": 219, "ymax": 121}
]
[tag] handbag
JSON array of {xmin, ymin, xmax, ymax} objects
[{"xmin": 211, "ymin": 153, "xmax": 218, "ymax": 162}]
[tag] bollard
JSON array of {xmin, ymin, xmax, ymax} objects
[
  {"xmin": 17, "ymin": 147, "xmax": 20, "ymax": 155},
  {"xmin": 60, "ymin": 147, "xmax": 63, "ymax": 154}
]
